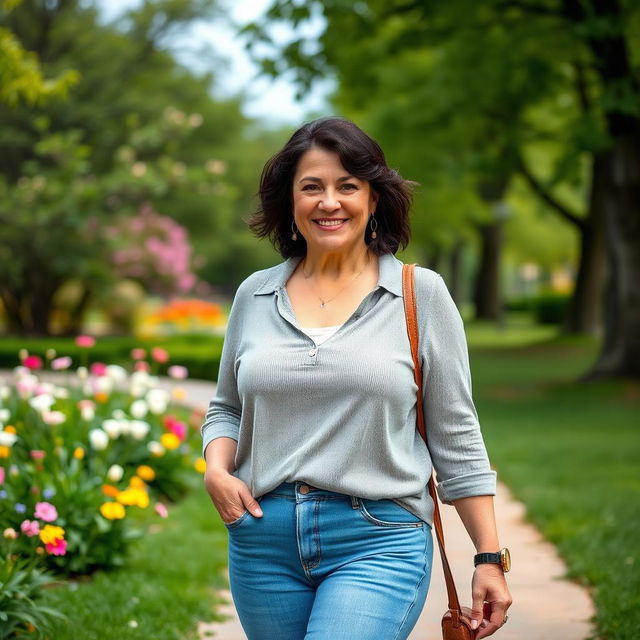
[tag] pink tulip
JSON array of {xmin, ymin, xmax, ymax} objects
[
  {"xmin": 134, "ymin": 361, "xmax": 150, "ymax": 372},
  {"xmin": 154, "ymin": 503, "xmax": 169, "ymax": 518},
  {"xmin": 21, "ymin": 520, "xmax": 40, "ymax": 537},
  {"xmin": 168, "ymin": 420, "xmax": 187, "ymax": 441},
  {"xmin": 34, "ymin": 501, "xmax": 58, "ymax": 522},
  {"xmin": 90, "ymin": 362, "xmax": 108, "ymax": 376},
  {"xmin": 75, "ymin": 335, "xmax": 96, "ymax": 348},
  {"xmin": 167, "ymin": 365, "xmax": 188, "ymax": 379},
  {"xmin": 151, "ymin": 347, "xmax": 170, "ymax": 363},
  {"xmin": 23, "ymin": 355, "xmax": 43, "ymax": 370},
  {"xmin": 51, "ymin": 356, "xmax": 72, "ymax": 370},
  {"xmin": 0, "ymin": 467, "xmax": 4, "ymax": 485},
  {"xmin": 30, "ymin": 450, "xmax": 46, "ymax": 460},
  {"xmin": 45, "ymin": 538, "xmax": 67, "ymax": 556},
  {"xmin": 131, "ymin": 348, "xmax": 147, "ymax": 360}
]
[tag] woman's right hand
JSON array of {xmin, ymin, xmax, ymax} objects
[{"xmin": 204, "ymin": 467, "xmax": 263, "ymax": 524}]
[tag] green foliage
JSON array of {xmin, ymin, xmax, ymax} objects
[
  {"xmin": 506, "ymin": 293, "xmax": 571, "ymax": 325},
  {"xmin": 471, "ymin": 337, "xmax": 640, "ymax": 639},
  {"xmin": 0, "ymin": 549, "xmax": 65, "ymax": 640}
]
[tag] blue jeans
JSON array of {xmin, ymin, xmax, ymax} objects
[{"xmin": 224, "ymin": 480, "xmax": 433, "ymax": 640}]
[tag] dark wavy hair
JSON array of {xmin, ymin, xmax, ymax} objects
[{"xmin": 248, "ymin": 116, "xmax": 416, "ymax": 258}]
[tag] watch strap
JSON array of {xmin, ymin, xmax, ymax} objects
[{"xmin": 474, "ymin": 552, "xmax": 502, "ymax": 566}]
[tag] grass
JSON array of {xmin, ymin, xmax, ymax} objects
[
  {"xmin": 468, "ymin": 329, "xmax": 640, "ymax": 640},
  {"xmin": 41, "ymin": 480, "xmax": 230, "ymax": 640}
]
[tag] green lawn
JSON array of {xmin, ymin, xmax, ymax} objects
[
  {"xmin": 41, "ymin": 481, "xmax": 230, "ymax": 640},
  {"xmin": 469, "ymin": 333, "xmax": 640, "ymax": 640}
]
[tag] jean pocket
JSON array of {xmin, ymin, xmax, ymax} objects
[
  {"xmin": 223, "ymin": 509, "xmax": 250, "ymax": 528},
  {"xmin": 358, "ymin": 498, "xmax": 423, "ymax": 528}
]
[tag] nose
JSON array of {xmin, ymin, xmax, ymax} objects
[{"xmin": 318, "ymin": 189, "xmax": 341, "ymax": 211}]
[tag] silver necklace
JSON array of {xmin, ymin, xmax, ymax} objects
[{"xmin": 301, "ymin": 253, "xmax": 371, "ymax": 308}]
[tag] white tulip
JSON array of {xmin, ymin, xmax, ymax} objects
[
  {"xmin": 89, "ymin": 429, "xmax": 109, "ymax": 451},
  {"xmin": 94, "ymin": 376, "xmax": 114, "ymax": 394},
  {"xmin": 42, "ymin": 411, "xmax": 66, "ymax": 425},
  {"xmin": 146, "ymin": 389, "xmax": 169, "ymax": 415},
  {"xmin": 0, "ymin": 431, "xmax": 18, "ymax": 447},
  {"xmin": 81, "ymin": 406, "xmax": 95, "ymax": 421},
  {"xmin": 0, "ymin": 409, "xmax": 10, "ymax": 422},
  {"xmin": 107, "ymin": 464, "xmax": 124, "ymax": 482},
  {"xmin": 54, "ymin": 387, "xmax": 69, "ymax": 399},
  {"xmin": 77, "ymin": 366, "xmax": 88, "ymax": 380},
  {"xmin": 130, "ymin": 400, "xmax": 148, "ymax": 419},
  {"xmin": 130, "ymin": 420, "xmax": 150, "ymax": 440},
  {"xmin": 29, "ymin": 394, "xmax": 55, "ymax": 413},
  {"xmin": 0, "ymin": 385, "xmax": 10, "ymax": 400},
  {"xmin": 112, "ymin": 409, "xmax": 126, "ymax": 419},
  {"xmin": 106, "ymin": 365, "xmax": 128, "ymax": 382},
  {"xmin": 102, "ymin": 419, "xmax": 121, "ymax": 439},
  {"xmin": 147, "ymin": 441, "xmax": 165, "ymax": 456}
]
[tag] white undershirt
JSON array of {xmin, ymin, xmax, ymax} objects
[{"xmin": 299, "ymin": 324, "xmax": 342, "ymax": 345}]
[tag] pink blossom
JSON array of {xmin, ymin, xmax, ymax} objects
[
  {"xmin": 0, "ymin": 467, "xmax": 4, "ymax": 485},
  {"xmin": 154, "ymin": 503, "xmax": 169, "ymax": 518},
  {"xmin": 75, "ymin": 335, "xmax": 96, "ymax": 348},
  {"xmin": 51, "ymin": 356, "xmax": 72, "ymax": 370},
  {"xmin": 21, "ymin": 520, "xmax": 40, "ymax": 537},
  {"xmin": 167, "ymin": 365, "xmax": 188, "ymax": 380},
  {"xmin": 23, "ymin": 355, "xmax": 43, "ymax": 370},
  {"xmin": 77, "ymin": 399, "xmax": 96, "ymax": 410},
  {"xmin": 34, "ymin": 501, "xmax": 58, "ymax": 522},
  {"xmin": 131, "ymin": 348, "xmax": 147, "ymax": 360},
  {"xmin": 134, "ymin": 361, "xmax": 150, "ymax": 372},
  {"xmin": 90, "ymin": 362, "xmax": 108, "ymax": 376},
  {"xmin": 168, "ymin": 420, "xmax": 187, "ymax": 441},
  {"xmin": 151, "ymin": 347, "xmax": 170, "ymax": 363},
  {"xmin": 30, "ymin": 450, "xmax": 46, "ymax": 460},
  {"xmin": 45, "ymin": 539, "xmax": 67, "ymax": 556}
]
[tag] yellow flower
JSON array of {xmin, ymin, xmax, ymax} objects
[
  {"xmin": 136, "ymin": 465, "xmax": 156, "ymax": 481},
  {"xmin": 117, "ymin": 488, "xmax": 149, "ymax": 509},
  {"xmin": 160, "ymin": 432, "xmax": 180, "ymax": 450},
  {"xmin": 171, "ymin": 387, "xmax": 187, "ymax": 401},
  {"xmin": 39, "ymin": 525, "xmax": 65, "ymax": 545},
  {"xmin": 95, "ymin": 391, "xmax": 109, "ymax": 404},
  {"xmin": 100, "ymin": 502, "xmax": 126, "ymax": 520},
  {"xmin": 129, "ymin": 476, "xmax": 146, "ymax": 489},
  {"xmin": 73, "ymin": 447, "xmax": 85, "ymax": 460},
  {"xmin": 194, "ymin": 457, "xmax": 206, "ymax": 474},
  {"xmin": 4, "ymin": 425, "xmax": 16, "ymax": 434},
  {"xmin": 0, "ymin": 447, "xmax": 9, "ymax": 458},
  {"xmin": 102, "ymin": 484, "xmax": 120, "ymax": 498}
]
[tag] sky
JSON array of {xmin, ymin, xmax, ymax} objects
[{"xmin": 98, "ymin": 0, "xmax": 333, "ymax": 125}]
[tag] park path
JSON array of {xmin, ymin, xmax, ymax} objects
[{"xmin": 0, "ymin": 370, "xmax": 596, "ymax": 639}]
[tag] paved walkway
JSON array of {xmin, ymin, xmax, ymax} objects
[{"xmin": 1, "ymin": 370, "xmax": 596, "ymax": 639}]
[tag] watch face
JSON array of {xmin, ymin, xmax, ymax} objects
[{"xmin": 500, "ymin": 547, "xmax": 511, "ymax": 572}]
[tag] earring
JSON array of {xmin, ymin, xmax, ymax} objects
[
  {"xmin": 291, "ymin": 220, "xmax": 298, "ymax": 241},
  {"xmin": 369, "ymin": 213, "xmax": 378, "ymax": 240}
]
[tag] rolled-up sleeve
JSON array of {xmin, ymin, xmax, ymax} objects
[
  {"xmin": 417, "ymin": 272, "xmax": 497, "ymax": 504},
  {"xmin": 200, "ymin": 290, "xmax": 243, "ymax": 457}
]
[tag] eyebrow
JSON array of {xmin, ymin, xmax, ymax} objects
[{"xmin": 298, "ymin": 175, "xmax": 357, "ymax": 184}]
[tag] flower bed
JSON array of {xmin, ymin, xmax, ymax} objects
[{"xmin": 0, "ymin": 339, "xmax": 206, "ymax": 638}]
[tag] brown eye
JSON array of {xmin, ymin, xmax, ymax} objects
[
  {"xmin": 341, "ymin": 183, "xmax": 358, "ymax": 191},
  {"xmin": 302, "ymin": 184, "xmax": 320, "ymax": 191}
]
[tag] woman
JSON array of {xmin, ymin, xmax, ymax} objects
[{"xmin": 201, "ymin": 116, "xmax": 511, "ymax": 640}]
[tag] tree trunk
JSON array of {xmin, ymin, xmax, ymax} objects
[
  {"xmin": 588, "ymin": 134, "xmax": 640, "ymax": 377},
  {"xmin": 473, "ymin": 220, "xmax": 503, "ymax": 321},
  {"xmin": 62, "ymin": 283, "xmax": 94, "ymax": 336},
  {"xmin": 563, "ymin": 152, "xmax": 607, "ymax": 334}
]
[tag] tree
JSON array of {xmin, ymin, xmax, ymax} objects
[{"xmin": 248, "ymin": 0, "xmax": 640, "ymax": 377}]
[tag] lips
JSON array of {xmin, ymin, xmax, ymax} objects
[{"xmin": 313, "ymin": 219, "xmax": 348, "ymax": 227}]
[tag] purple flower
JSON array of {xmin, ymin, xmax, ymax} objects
[
  {"xmin": 43, "ymin": 488, "xmax": 55, "ymax": 499},
  {"xmin": 0, "ymin": 490, "xmax": 7, "ymax": 499},
  {"xmin": 15, "ymin": 503, "xmax": 27, "ymax": 513}
]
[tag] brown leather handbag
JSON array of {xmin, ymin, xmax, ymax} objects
[{"xmin": 402, "ymin": 263, "xmax": 478, "ymax": 640}]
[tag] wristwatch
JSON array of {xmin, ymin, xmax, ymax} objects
[{"xmin": 474, "ymin": 547, "xmax": 511, "ymax": 572}]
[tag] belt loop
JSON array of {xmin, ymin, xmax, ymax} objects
[{"xmin": 351, "ymin": 495, "xmax": 359, "ymax": 509}]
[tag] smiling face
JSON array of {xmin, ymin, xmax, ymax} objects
[{"xmin": 292, "ymin": 147, "xmax": 378, "ymax": 257}]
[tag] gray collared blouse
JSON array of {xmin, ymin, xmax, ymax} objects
[{"xmin": 200, "ymin": 252, "xmax": 496, "ymax": 526}]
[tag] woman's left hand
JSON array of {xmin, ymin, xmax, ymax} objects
[{"xmin": 469, "ymin": 564, "xmax": 512, "ymax": 638}]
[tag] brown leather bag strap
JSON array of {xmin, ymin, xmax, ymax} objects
[{"xmin": 402, "ymin": 263, "xmax": 463, "ymax": 616}]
